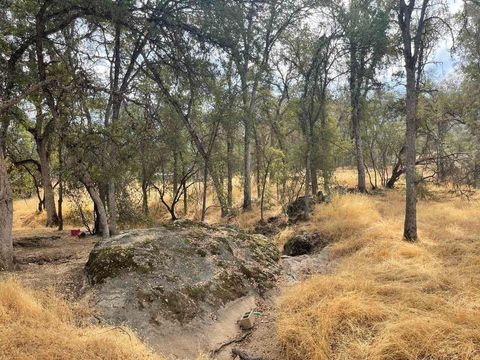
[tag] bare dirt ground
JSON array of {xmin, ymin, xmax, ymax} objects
[
  {"xmin": 213, "ymin": 248, "xmax": 334, "ymax": 360},
  {"xmin": 12, "ymin": 229, "xmax": 96, "ymax": 300},
  {"xmin": 10, "ymin": 227, "xmax": 333, "ymax": 360}
]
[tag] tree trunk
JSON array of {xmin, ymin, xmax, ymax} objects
[
  {"xmin": 243, "ymin": 118, "xmax": 252, "ymax": 210},
  {"xmin": 475, "ymin": 148, "xmax": 480, "ymax": 189},
  {"xmin": 227, "ymin": 130, "xmax": 234, "ymax": 210},
  {"xmin": 173, "ymin": 151, "xmax": 179, "ymax": 194},
  {"xmin": 168, "ymin": 207, "xmax": 177, "ymax": 221},
  {"xmin": 309, "ymin": 119, "xmax": 318, "ymax": 196},
  {"xmin": 104, "ymin": 22, "xmax": 122, "ymax": 237},
  {"xmin": 37, "ymin": 138, "xmax": 58, "ymax": 226},
  {"xmin": 0, "ymin": 145, "xmax": 13, "ymax": 270},
  {"xmin": 350, "ymin": 46, "xmax": 366, "ymax": 193},
  {"xmin": 147, "ymin": 62, "xmax": 228, "ymax": 216},
  {"xmin": 201, "ymin": 162, "xmax": 208, "ymax": 222},
  {"xmin": 260, "ymin": 165, "xmax": 270, "ymax": 223},
  {"xmin": 352, "ymin": 105, "xmax": 366, "ymax": 193},
  {"xmin": 311, "ymin": 166, "xmax": 318, "ymax": 196},
  {"xmin": 107, "ymin": 179, "xmax": 117, "ymax": 235},
  {"xmin": 141, "ymin": 160, "xmax": 149, "ymax": 216},
  {"xmin": 37, "ymin": 189, "xmax": 43, "ymax": 212},
  {"xmin": 403, "ymin": 67, "xmax": 418, "ymax": 241},
  {"xmin": 19, "ymin": 165, "xmax": 43, "ymax": 211},
  {"xmin": 34, "ymin": 13, "xmax": 58, "ymax": 227},
  {"xmin": 183, "ymin": 183, "xmax": 188, "ymax": 216},
  {"xmin": 304, "ymin": 122, "xmax": 313, "ymax": 219},
  {"xmin": 82, "ymin": 174, "xmax": 110, "ymax": 238},
  {"xmin": 254, "ymin": 131, "xmax": 261, "ymax": 199},
  {"xmin": 369, "ymin": 143, "xmax": 378, "ymax": 189},
  {"xmin": 386, "ymin": 146, "xmax": 405, "ymax": 188},
  {"xmin": 142, "ymin": 179, "xmax": 149, "ymax": 216},
  {"xmin": 94, "ymin": 203, "xmax": 101, "ymax": 236},
  {"xmin": 57, "ymin": 141, "xmax": 63, "ymax": 231}
]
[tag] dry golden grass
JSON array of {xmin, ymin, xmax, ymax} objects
[
  {"xmin": 0, "ymin": 278, "xmax": 162, "ymax": 360},
  {"xmin": 277, "ymin": 189, "xmax": 480, "ymax": 360},
  {"xmin": 13, "ymin": 173, "xmax": 301, "ymax": 236},
  {"xmin": 11, "ymin": 177, "xmax": 251, "ymax": 233},
  {"xmin": 13, "ymin": 198, "xmax": 51, "ymax": 233},
  {"xmin": 332, "ymin": 167, "xmax": 360, "ymax": 188}
]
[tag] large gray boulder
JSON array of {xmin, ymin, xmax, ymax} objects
[{"xmin": 84, "ymin": 221, "xmax": 280, "ymax": 357}]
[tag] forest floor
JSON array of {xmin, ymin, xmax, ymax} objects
[{"xmin": 12, "ymin": 230, "xmax": 96, "ymax": 300}]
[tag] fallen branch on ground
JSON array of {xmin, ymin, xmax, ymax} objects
[
  {"xmin": 232, "ymin": 348, "xmax": 263, "ymax": 360},
  {"xmin": 210, "ymin": 330, "xmax": 252, "ymax": 356}
]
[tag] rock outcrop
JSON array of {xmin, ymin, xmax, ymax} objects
[
  {"xmin": 286, "ymin": 196, "xmax": 314, "ymax": 223},
  {"xmin": 286, "ymin": 193, "xmax": 328, "ymax": 223},
  {"xmin": 253, "ymin": 216, "xmax": 288, "ymax": 236},
  {"xmin": 283, "ymin": 233, "xmax": 329, "ymax": 256},
  {"xmin": 84, "ymin": 221, "xmax": 280, "ymax": 357}
]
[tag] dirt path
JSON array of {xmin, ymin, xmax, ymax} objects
[
  {"xmin": 212, "ymin": 247, "xmax": 334, "ymax": 360},
  {"xmin": 11, "ymin": 230, "xmax": 96, "ymax": 300}
]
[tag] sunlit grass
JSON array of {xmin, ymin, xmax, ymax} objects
[
  {"xmin": 276, "ymin": 188, "xmax": 480, "ymax": 359},
  {"xmin": 0, "ymin": 278, "xmax": 162, "ymax": 360}
]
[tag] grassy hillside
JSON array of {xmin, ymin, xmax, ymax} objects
[{"xmin": 277, "ymin": 191, "xmax": 480, "ymax": 359}]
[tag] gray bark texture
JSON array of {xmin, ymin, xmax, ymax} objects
[
  {"xmin": 403, "ymin": 67, "xmax": 418, "ymax": 240},
  {"xmin": 0, "ymin": 145, "xmax": 13, "ymax": 270},
  {"xmin": 36, "ymin": 138, "xmax": 58, "ymax": 226}
]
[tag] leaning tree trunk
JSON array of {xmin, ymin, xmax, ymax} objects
[
  {"xmin": 37, "ymin": 139, "xmax": 58, "ymax": 226},
  {"xmin": 403, "ymin": 67, "xmax": 418, "ymax": 241},
  {"xmin": 149, "ymin": 61, "xmax": 228, "ymax": 216},
  {"xmin": 386, "ymin": 146, "xmax": 405, "ymax": 189},
  {"xmin": 83, "ymin": 176, "xmax": 110, "ymax": 239},
  {"xmin": 0, "ymin": 145, "xmax": 13, "ymax": 270}
]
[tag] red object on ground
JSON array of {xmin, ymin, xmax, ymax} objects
[{"xmin": 70, "ymin": 229, "xmax": 81, "ymax": 237}]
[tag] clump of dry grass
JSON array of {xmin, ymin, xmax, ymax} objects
[
  {"xmin": 303, "ymin": 194, "xmax": 382, "ymax": 240},
  {"xmin": 0, "ymin": 278, "xmax": 162, "ymax": 360},
  {"xmin": 277, "ymin": 189, "xmax": 480, "ymax": 359},
  {"xmin": 332, "ymin": 168, "xmax": 360, "ymax": 188}
]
